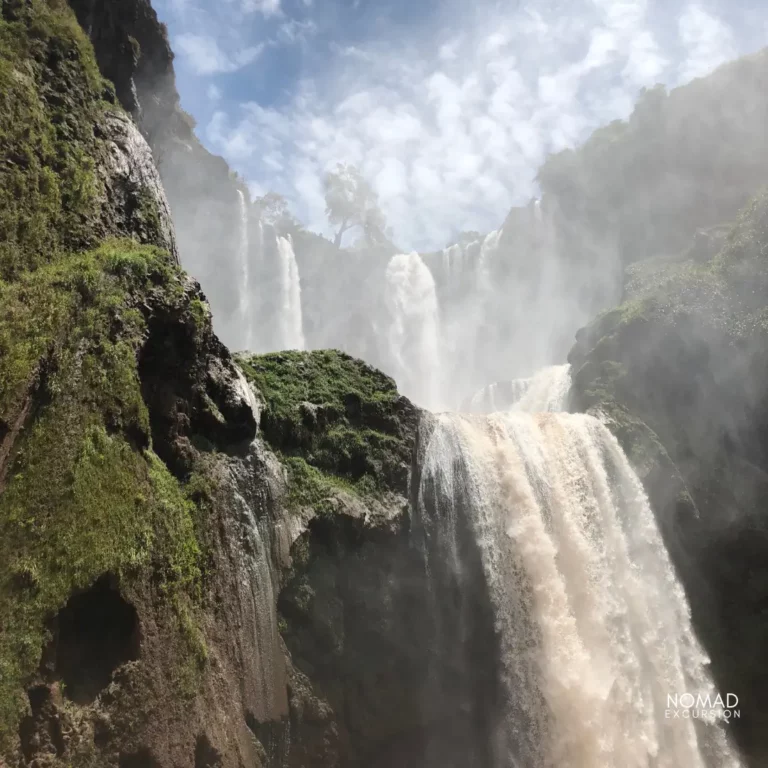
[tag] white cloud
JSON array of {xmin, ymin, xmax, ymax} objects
[
  {"xmin": 278, "ymin": 18, "xmax": 318, "ymax": 45},
  {"xmin": 678, "ymin": 4, "xmax": 736, "ymax": 81},
  {"xmin": 197, "ymin": 0, "xmax": 739, "ymax": 250},
  {"xmin": 176, "ymin": 33, "xmax": 264, "ymax": 74},
  {"xmin": 239, "ymin": 0, "xmax": 281, "ymax": 16},
  {"xmin": 623, "ymin": 29, "xmax": 667, "ymax": 85},
  {"xmin": 207, "ymin": 83, "xmax": 222, "ymax": 101}
]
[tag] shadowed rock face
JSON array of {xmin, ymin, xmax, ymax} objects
[
  {"xmin": 52, "ymin": 577, "xmax": 141, "ymax": 705},
  {"xmin": 275, "ymin": 453, "xmax": 503, "ymax": 768}
]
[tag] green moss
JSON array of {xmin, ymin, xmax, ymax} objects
[
  {"xmin": 173, "ymin": 598, "xmax": 209, "ymax": 699},
  {"xmin": 132, "ymin": 187, "xmax": 165, "ymax": 248},
  {"xmin": 238, "ymin": 350, "xmax": 409, "ymax": 498},
  {"xmin": 583, "ymin": 189, "xmax": 768, "ymax": 355},
  {"xmin": 0, "ymin": 0, "xmax": 113, "ymax": 280},
  {"xmin": 238, "ymin": 349, "xmax": 399, "ymax": 423},
  {"xmin": 717, "ymin": 188, "xmax": 768, "ymax": 268},
  {"xmin": 281, "ymin": 456, "xmax": 361, "ymax": 516},
  {"xmin": 0, "ymin": 241, "xmax": 204, "ymax": 745}
]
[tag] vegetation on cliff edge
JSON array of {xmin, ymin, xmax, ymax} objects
[
  {"xmin": 0, "ymin": 0, "xmax": 117, "ymax": 280},
  {"xmin": 237, "ymin": 350, "xmax": 412, "ymax": 507}
]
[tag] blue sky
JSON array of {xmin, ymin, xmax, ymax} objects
[{"xmin": 155, "ymin": 0, "xmax": 768, "ymax": 249}]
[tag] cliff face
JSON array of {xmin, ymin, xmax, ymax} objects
[
  {"xmin": 569, "ymin": 190, "xmax": 768, "ymax": 763},
  {"xmin": 0, "ymin": 3, "xmax": 260, "ymax": 762},
  {"xmin": 0, "ymin": 9, "xmax": 500, "ymax": 766},
  {"xmin": 69, "ymin": 0, "xmax": 249, "ymax": 342},
  {"xmin": 540, "ymin": 51, "xmax": 768, "ymax": 271}
]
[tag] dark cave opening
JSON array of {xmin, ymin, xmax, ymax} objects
[
  {"xmin": 195, "ymin": 734, "xmax": 223, "ymax": 768},
  {"xmin": 54, "ymin": 576, "xmax": 140, "ymax": 704}
]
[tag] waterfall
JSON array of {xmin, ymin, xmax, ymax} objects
[
  {"xmin": 468, "ymin": 365, "xmax": 572, "ymax": 414},
  {"xmin": 478, "ymin": 229, "xmax": 501, "ymax": 288},
  {"xmin": 237, "ymin": 190, "xmax": 254, "ymax": 351},
  {"xmin": 276, "ymin": 235, "xmax": 305, "ymax": 351},
  {"xmin": 221, "ymin": 447, "xmax": 289, "ymax": 729},
  {"xmin": 384, "ymin": 252, "xmax": 443, "ymax": 409},
  {"xmin": 419, "ymin": 367, "xmax": 741, "ymax": 768}
]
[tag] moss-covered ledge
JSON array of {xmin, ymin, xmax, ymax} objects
[{"xmin": 237, "ymin": 350, "xmax": 419, "ymax": 516}]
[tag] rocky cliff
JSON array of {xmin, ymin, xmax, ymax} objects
[
  {"xmin": 69, "ymin": 0, "xmax": 250, "ymax": 344},
  {"xmin": 0, "ymin": 2, "xmax": 460, "ymax": 766}
]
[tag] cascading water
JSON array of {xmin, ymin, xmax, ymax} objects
[
  {"xmin": 430, "ymin": 230, "xmax": 502, "ymax": 406},
  {"xmin": 419, "ymin": 366, "xmax": 741, "ymax": 768},
  {"xmin": 276, "ymin": 235, "xmax": 305, "ymax": 351},
  {"xmin": 384, "ymin": 252, "xmax": 443, "ymax": 409},
  {"xmin": 468, "ymin": 365, "xmax": 572, "ymax": 414},
  {"xmin": 236, "ymin": 190, "xmax": 254, "ymax": 351},
  {"xmin": 477, "ymin": 229, "xmax": 501, "ymax": 291}
]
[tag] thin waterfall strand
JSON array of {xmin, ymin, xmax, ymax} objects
[
  {"xmin": 236, "ymin": 190, "xmax": 253, "ymax": 350},
  {"xmin": 384, "ymin": 252, "xmax": 443, "ymax": 409},
  {"xmin": 469, "ymin": 365, "xmax": 572, "ymax": 414},
  {"xmin": 276, "ymin": 235, "xmax": 305, "ymax": 351}
]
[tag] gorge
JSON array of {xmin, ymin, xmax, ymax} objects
[{"xmin": 2, "ymin": 1, "xmax": 768, "ymax": 767}]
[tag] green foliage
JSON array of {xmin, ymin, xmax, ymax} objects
[
  {"xmin": 580, "ymin": 189, "xmax": 768, "ymax": 362},
  {"xmin": 0, "ymin": 2, "xmax": 216, "ymax": 748},
  {"xmin": 717, "ymin": 188, "xmax": 768, "ymax": 268},
  {"xmin": 173, "ymin": 597, "xmax": 209, "ymax": 698},
  {"xmin": 281, "ymin": 456, "xmax": 357, "ymax": 516},
  {"xmin": 253, "ymin": 191, "xmax": 301, "ymax": 235},
  {"xmin": 0, "ymin": 242, "xmax": 203, "ymax": 745},
  {"xmin": 238, "ymin": 350, "xmax": 409, "ymax": 502},
  {"xmin": 0, "ymin": 0, "xmax": 114, "ymax": 280},
  {"xmin": 576, "ymin": 188, "xmax": 768, "ymax": 418}
]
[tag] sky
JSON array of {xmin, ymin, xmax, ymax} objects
[{"xmin": 155, "ymin": 0, "xmax": 768, "ymax": 250}]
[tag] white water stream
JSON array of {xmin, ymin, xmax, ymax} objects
[{"xmin": 419, "ymin": 367, "xmax": 741, "ymax": 768}]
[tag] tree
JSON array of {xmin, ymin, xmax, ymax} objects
[
  {"xmin": 253, "ymin": 192, "xmax": 299, "ymax": 234},
  {"xmin": 323, "ymin": 163, "xmax": 387, "ymax": 249}
]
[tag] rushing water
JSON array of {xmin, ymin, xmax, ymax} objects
[
  {"xmin": 236, "ymin": 190, "xmax": 254, "ymax": 351},
  {"xmin": 468, "ymin": 365, "xmax": 573, "ymax": 414},
  {"xmin": 276, "ymin": 235, "xmax": 305, "ymax": 351},
  {"xmin": 384, "ymin": 252, "xmax": 443, "ymax": 409},
  {"xmin": 418, "ymin": 367, "xmax": 741, "ymax": 768}
]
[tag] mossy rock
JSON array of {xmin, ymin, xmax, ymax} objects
[
  {"xmin": 0, "ymin": 0, "xmax": 121, "ymax": 280},
  {"xmin": 0, "ymin": 241, "xmax": 209, "ymax": 747},
  {"xmin": 238, "ymin": 350, "xmax": 417, "ymax": 505}
]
